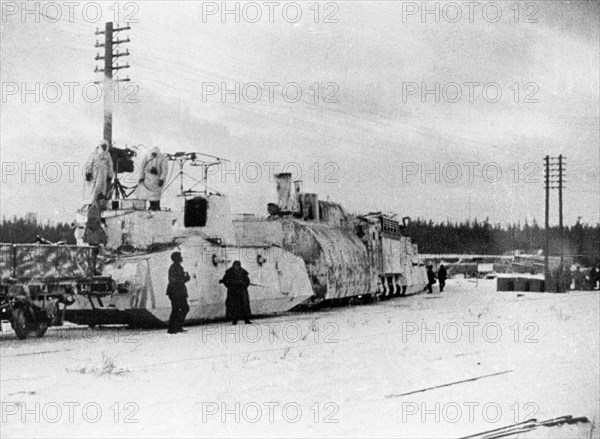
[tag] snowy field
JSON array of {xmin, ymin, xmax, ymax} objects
[{"xmin": 1, "ymin": 279, "xmax": 599, "ymax": 438}]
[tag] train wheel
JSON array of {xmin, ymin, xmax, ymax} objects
[{"xmin": 10, "ymin": 308, "xmax": 30, "ymax": 340}]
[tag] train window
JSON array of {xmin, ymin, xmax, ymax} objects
[
  {"xmin": 381, "ymin": 217, "xmax": 401, "ymax": 237},
  {"xmin": 184, "ymin": 197, "xmax": 208, "ymax": 227}
]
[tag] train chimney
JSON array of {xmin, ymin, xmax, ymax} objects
[
  {"xmin": 294, "ymin": 180, "xmax": 303, "ymax": 212},
  {"xmin": 303, "ymin": 193, "xmax": 319, "ymax": 220},
  {"xmin": 294, "ymin": 180, "xmax": 303, "ymax": 197},
  {"xmin": 275, "ymin": 173, "xmax": 297, "ymax": 212}
]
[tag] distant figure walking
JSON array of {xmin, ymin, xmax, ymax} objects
[
  {"xmin": 589, "ymin": 267, "xmax": 598, "ymax": 290},
  {"xmin": 563, "ymin": 266, "xmax": 573, "ymax": 290},
  {"xmin": 573, "ymin": 266, "xmax": 585, "ymax": 291},
  {"xmin": 220, "ymin": 260, "xmax": 252, "ymax": 325},
  {"xmin": 166, "ymin": 252, "xmax": 190, "ymax": 334},
  {"xmin": 437, "ymin": 264, "xmax": 447, "ymax": 292},
  {"xmin": 426, "ymin": 265, "xmax": 436, "ymax": 294}
]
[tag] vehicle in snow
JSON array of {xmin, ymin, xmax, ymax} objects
[
  {"xmin": 0, "ymin": 244, "xmax": 114, "ymax": 339},
  {"xmin": 1, "ymin": 151, "xmax": 428, "ymax": 333},
  {"xmin": 62, "ymin": 151, "xmax": 427, "ymax": 328}
]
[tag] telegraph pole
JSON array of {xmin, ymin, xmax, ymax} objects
[
  {"xmin": 544, "ymin": 155, "xmax": 566, "ymax": 292},
  {"xmin": 558, "ymin": 155, "xmax": 565, "ymax": 291},
  {"xmin": 94, "ymin": 22, "xmax": 131, "ymax": 147},
  {"xmin": 544, "ymin": 155, "xmax": 550, "ymax": 285}
]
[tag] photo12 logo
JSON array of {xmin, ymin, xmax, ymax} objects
[
  {"xmin": 401, "ymin": 321, "xmax": 540, "ymax": 344},
  {"xmin": 0, "ymin": 326, "xmax": 140, "ymax": 343},
  {"xmin": 401, "ymin": 401, "xmax": 540, "ymax": 424},
  {"xmin": 1, "ymin": 2, "xmax": 140, "ymax": 24},
  {"xmin": 2, "ymin": 81, "xmax": 139, "ymax": 104},
  {"xmin": 200, "ymin": 1, "xmax": 340, "ymax": 24},
  {"xmin": 205, "ymin": 161, "xmax": 340, "ymax": 184},
  {"xmin": 201, "ymin": 321, "xmax": 339, "ymax": 344},
  {"xmin": 201, "ymin": 401, "xmax": 339, "ymax": 424},
  {"xmin": 200, "ymin": 82, "xmax": 339, "ymax": 104},
  {"xmin": 399, "ymin": 162, "xmax": 541, "ymax": 185},
  {"xmin": 1, "ymin": 402, "xmax": 139, "ymax": 424},
  {"xmin": 401, "ymin": 82, "xmax": 540, "ymax": 104},
  {"xmin": 400, "ymin": 2, "xmax": 540, "ymax": 24}
]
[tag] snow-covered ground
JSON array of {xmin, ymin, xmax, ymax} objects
[{"xmin": 1, "ymin": 279, "xmax": 599, "ymax": 438}]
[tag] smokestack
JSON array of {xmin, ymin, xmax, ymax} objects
[
  {"xmin": 303, "ymin": 193, "xmax": 319, "ymax": 220},
  {"xmin": 294, "ymin": 180, "xmax": 303, "ymax": 212},
  {"xmin": 294, "ymin": 180, "xmax": 303, "ymax": 197},
  {"xmin": 275, "ymin": 173, "xmax": 297, "ymax": 212}
]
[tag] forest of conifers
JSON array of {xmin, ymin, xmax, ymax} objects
[
  {"xmin": 406, "ymin": 218, "xmax": 600, "ymax": 266},
  {"xmin": 1, "ymin": 215, "xmax": 599, "ymax": 266}
]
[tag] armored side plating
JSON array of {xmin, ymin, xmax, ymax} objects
[{"xmin": 1, "ymin": 151, "xmax": 427, "ymax": 336}]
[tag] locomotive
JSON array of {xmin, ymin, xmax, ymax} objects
[
  {"xmin": 1, "ymin": 151, "xmax": 427, "ymax": 336},
  {"xmin": 63, "ymin": 152, "xmax": 427, "ymax": 327}
]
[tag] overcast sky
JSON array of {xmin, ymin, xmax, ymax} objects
[{"xmin": 1, "ymin": 0, "xmax": 598, "ymax": 225}]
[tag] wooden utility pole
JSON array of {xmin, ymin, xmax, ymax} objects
[
  {"xmin": 544, "ymin": 155, "xmax": 550, "ymax": 286},
  {"xmin": 544, "ymin": 155, "xmax": 566, "ymax": 292},
  {"xmin": 94, "ymin": 22, "xmax": 131, "ymax": 147},
  {"xmin": 558, "ymin": 155, "xmax": 565, "ymax": 291}
]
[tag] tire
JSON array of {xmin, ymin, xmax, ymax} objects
[{"xmin": 10, "ymin": 307, "xmax": 30, "ymax": 340}]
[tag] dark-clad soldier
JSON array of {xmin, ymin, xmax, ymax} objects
[
  {"xmin": 83, "ymin": 193, "xmax": 107, "ymax": 275},
  {"xmin": 425, "ymin": 265, "xmax": 436, "ymax": 294},
  {"xmin": 437, "ymin": 264, "xmax": 448, "ymax": 292},
  {"xmin": 167, "ymin": 251, "xmax": 190, "ymax": 334},
  {"xmin": 219, "ymin": 260, "xmax": 252, "ymax": 325},
  {"xmin": 573, "ymin": 266, "xmax": 585, "ymax": 290}
]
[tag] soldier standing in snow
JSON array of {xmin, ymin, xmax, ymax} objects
[
  {"xmin": 589, "ymin": 267, "xmax": 598, "ymax": 290},
  {"xmin": 437, "ymin": 264, "xmax": 447, "ymax": 292},
  {"xmin": 83, "ymin": 140, "xmax": 113, "ymax": 206},
  {"xmin": 425, "ymin": 265, "xmax": 436, "ymax": 294},
  {"xmin": 166, "ymin": 251, "xmax": 190, "ymax": 334},
  {"xmin": 220, "ymin": 260, "xmax": 252, "ymax": 325},
  {"xmin": 573, "ymin": 266, "xmax": 585, "ymax": 290},
  {"xmin": 563, "ymin": 265, "xmax": 573, "ymax": 290}
]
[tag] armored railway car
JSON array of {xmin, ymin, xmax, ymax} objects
[{"xmin": 3, "ymin": 155, "xmax": 427, "ymax": 332}]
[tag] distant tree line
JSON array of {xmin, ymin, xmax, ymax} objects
[
  {"xmin": 407, "ymin": 218, "xmax": 600, "ymax": 266},
  {"xmin": 1, "ymin": 214, "xmax": 599, "ymax": 266},
  {"xmin": 0, "ymin": 214, "xmax": 76, "ymax": 245}
]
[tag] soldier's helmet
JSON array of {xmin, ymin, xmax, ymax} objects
[{"xmin": 171, "ymin": 252, "xmax": 182, "ymax": 262}]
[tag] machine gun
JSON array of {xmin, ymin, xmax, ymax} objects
[{"xmin": 108, "ymin": 146, "xmax": 137, "ymax": 199}]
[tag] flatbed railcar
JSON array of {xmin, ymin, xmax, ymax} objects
[{"xmin": 0, "ymin": 244, "xmax": 115, "ymax": 339}]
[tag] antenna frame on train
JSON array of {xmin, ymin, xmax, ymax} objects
[{"xmin": 163, "ymin": 151, "xmax": 230, "ymax": 198}]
